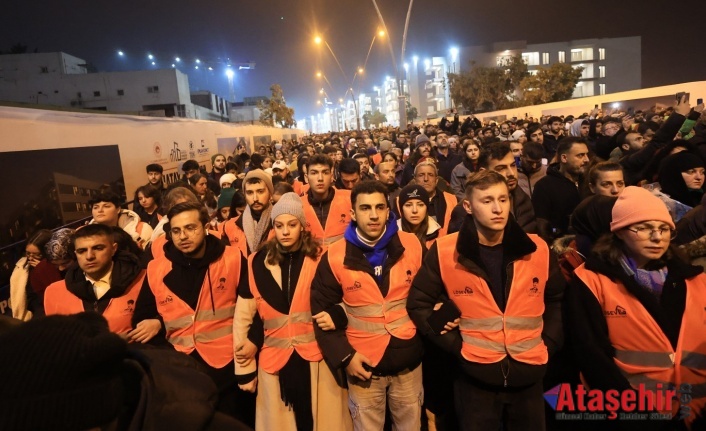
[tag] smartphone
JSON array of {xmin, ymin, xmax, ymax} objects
[
  {"xmin": 698, "ymin": 98, "xmax": 704, "ymax": 105},
  {"xmin": 594, "ymin": 104, "xmax": 599, "ymax": 109},
  {"xmin": 627, "ymin": 107, "xmax": 634, "ymax": 116},
  {"xmin": 676, "ymin": 92, "xmax": 687, "ymax": 103}
]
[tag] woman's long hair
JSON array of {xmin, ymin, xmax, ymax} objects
[
  {"xmin": 400, "ymin": 215, "xmax": 430, "ymax": 247},
  {"xmin": 262, "ymin": 227, "xmax": 321, "ymax": 266}
]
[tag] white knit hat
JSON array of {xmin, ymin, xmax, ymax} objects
[{"xmin": 270, "ymin": 192, "xmax": 307, "ymax": 227}]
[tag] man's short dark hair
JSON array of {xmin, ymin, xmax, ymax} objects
[
  {"xmin": 88, "ymin": 192, "xmax": 122, "ymax": 207},
  {"xmin": 352, "ymin": 152, "xmax": 368, "ymax": 161},
  {"xmin": 351, "ymin": 180, "xmax": 389, "ymax": 208},
  {"xmin": 166, "ymin": 202, "xmax": 210, "ymax": 230},
  {"xmin": 556, "ymin": 137, "xmax": 587, "ymax": 158},
  {"xmin": 73, "ymin": 224, "xmax": 114, "ymax": 244},
  {"xmin": 547, "ymin": 116, "xmax": 563, "ymax": 125},
  {"xmin": 339, "ymin": 158, "xmax": 361, "ymax": 175},
  {"xmin": 182, "ymin": 160, "xmax": 199, "ymax": 172},
  {"xmin": 478, "ymin": 141, "xmax": 512, "ymax": 169},
  {"xmin": 523, "ymin": 142, "xmax": 544, "ymax": 160},
  {"xmin": 638, "ymin": 121, "xmax": 659, "ymax": 135},
  {"xmin": 307, "ymin": 154, "xmax": 333, "ymax": 170},
  {"xmin": 322, "ymin": 145, "xmax": 337, "ymax": 155},
  {"xmin": 146, "ymin": 163, "xmax": 163, "ymax": 174}
]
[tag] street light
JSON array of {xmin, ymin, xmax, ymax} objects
[
  {"xmin": 225, "ymin": 68, "xmax": 235, "ymax": 102},
  {"xmin": 450, "ymin": 47, "xmax": 459, "ymax": 73},
  {"xmin": 117, "ymin": 50, "xmax": 124, "ymax": 56}
]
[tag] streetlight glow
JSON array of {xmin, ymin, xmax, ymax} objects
[
  {"xmin": 147, "ymin": 54, "xmax": 154, "ymax": 60},
  {"xmin": 316, "ymin": 72, "xmax": 322, "ymax": 77},
  {"xmin": 378, "ymin": 30, "xmax": 385, "ymax": 37},
  {"xmin": 225, "ymin": 68, "xmax": 234, "ymax": 79},
  {"xmin": 314, "ymin": 36, "xmax": 322, "ymax": 45},
  {"xmin": 117, "ymin": 50, "xmax": 124, "ymax": 56},
  {"xmin": 175, "ymin": 57, "xmax": 181, "ymax": 62},
  {"xmin": 195, "ymin": 59, "xmax": 201, "ymax": 64},
  {"xmin": 171, "ymin": 63, "xmax": 176, "ymax": 68},
  {"xmin": 151, "ymin": 61, "xmax": 156, "ymax": 65},
  {"xmin": 413, "ymin": 56, "xmax": 419, "ymax": 65},
  {"xmin": 424, "ymin": 59, "xmax": 431, "ymax": 69},
  {"xmin": 450, "ymin": 47, "xmax": 459, "ymax": 61}
]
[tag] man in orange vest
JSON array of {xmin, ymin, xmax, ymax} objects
[
  {"xmin": 302, "ymin": 154, "xmax": 352, "ymax": 248},
  {"xmin": 407, "ymin": 170, "xmax": 565, "ymax": 430},
  {"xmin": 130, "ymin": 201, "xmax": 255, "ymax": 426},
  {"xmin": 221, "ymin": 169, "xmax": 274, "ymax": 257},
  {"xmin": 44, "ymin": 224, "xmax": 144, "ymax": 336},
  {"xmin": 311, "ymin": 180, "xmax": 424, "ymax": 431}
]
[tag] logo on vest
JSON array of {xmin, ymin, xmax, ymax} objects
[
  {"xmin": 604, "ymin": 305, "xmax": 627, "ymax": 317},
  {"xmin": 529, "ymin": 277, "xmax": 541, "ymax": 297},
  {"xmin": 405, "ymin": 270, "xmax": 413, "ymax": 285},
  {"xmin": 159, "ymin": 295, "xmax": 174, "ymax": 306},
  {"xmin": 346, "ymin": 281, "xmax": 362, "ymax": 292},
  {"xmin": 453, "ymin": 286, "xmax": 474, "ymax": 296},
  {"xmin": 339, "ymin": 213, "xmax": 348, "ymax": 224},
  {"xmin": 216, "ymin": 277, "xmax": 227, "ymax": 292},
  {"xmin": 123, "ymin": 299, "xmax": 135, "ymax": 315}
]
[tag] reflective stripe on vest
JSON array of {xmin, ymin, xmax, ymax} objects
[
  {"xmin": 148, "ymin": 247, "xmax": 240, "ymax": 369},
  {"xmin": 438, "ymin": 232, "xmax": 549, "ymax": 366},
  {"xmin": 574, "ymin": 264, "xmax": 706, "ymax": 423},
  {"xmin": 329, "ymin": 231, "xmax": 422, "ymax": 366},
  {"xmin": 249, "ymin": 253, "xmax": 323, "ymax": 373}
]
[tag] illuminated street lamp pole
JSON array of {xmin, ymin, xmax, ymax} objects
[{"xmin": 315, "ymin": 36, "xmax": 361, "ymax": 130}]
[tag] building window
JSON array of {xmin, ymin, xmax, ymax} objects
[
  {"xmin": 93, "ymin": 91, "xmax": 101, "ymax": 97},
  {"xmin": 558, "ymin": 51, "xmax": 566, "ymax": 63},
  {"xmin": 599, "ymin": 83, "xmax": 606, "ymax": 95},
  {"xmin": 571, "ymin": 49, "xmax": 583, "ymax": 62},
  {"xmin": 77, "ymin": 92, "xmax": 82, "ymax": 98},
  {"xmin": 599, "ymin": 48, "xmax": 605, "ymax": 60},
  {"xmin": 521, "ymin": 52, "xmax": 539, "ymax": 66},
  {"xmin": 117, "ymin": 89, "xmax": 124, "ymax": 96},
  {"xmin": 542, "ymin": 52, "xmax": 549, "ymax": 65},
  {"xmin": 147, "ymin": 86, "xmax": 159, "ymax": 93},
  {"xmin": 176, "ymin": 104, "xmax": 186, "ymax": 117},
  {"xmin": 599, "ymin": 66, "xmax": 606, "ymax": 78},
  {"xmin": 40, "ymin": 66, "xmax": 49, "ymax": 73}
]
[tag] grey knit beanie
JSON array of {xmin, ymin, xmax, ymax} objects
[{"xmin": 270, "ymin": 192, "xmax": 307, "ymax": 227}]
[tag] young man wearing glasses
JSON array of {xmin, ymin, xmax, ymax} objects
[{"xmin": 131, "ymin": 201, "xmax": 255, "ymax": 426}]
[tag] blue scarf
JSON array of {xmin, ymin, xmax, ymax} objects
[
  {"xmin": 619, "ymin": 255, "xmax": 668, "ymax": 299},
  {"xmin": 344, "ymin": 213, "xmax": 399, "ymax": 283}
]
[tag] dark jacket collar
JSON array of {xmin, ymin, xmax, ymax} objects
[
  {"xmin": 307, "ymin": 187, "xmax": 335, "ymax": 205},
  {"xmin": 456, "ymin": 214, "xmax": 537, "ymax": 275},
  {"xmin": 164, "ymin": 235, "xmax": 225, "ymax": 268},
  {"xmin": 65, "ymin": 251, "xmax": 143, "ymax": 301}
]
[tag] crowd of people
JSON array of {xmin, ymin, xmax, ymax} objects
[{"xmin": 3, "ymin": 94, "xmax": 706, "ymax": 431}]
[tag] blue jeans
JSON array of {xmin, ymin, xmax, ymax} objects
[{"xmin": 347, "ymin": 365, "xmax": 423, "ymax": 431}]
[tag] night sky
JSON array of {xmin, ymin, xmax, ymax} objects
[{"xmin": 2, "ymin": 0, "xmax": 705, "ymax": 120}]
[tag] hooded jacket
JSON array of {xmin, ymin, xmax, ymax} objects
[
  {"xmin": 531, "ymin": 163, "xmax": 583, "ymax": 241},
  {"xmin": 90, "ymin": 209, "xmax": 153, "ymax": 250}
]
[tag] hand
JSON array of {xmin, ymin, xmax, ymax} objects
[
  {"xmin": 235, "ymin": 339, "xmax": 258, "ymax": 367},
  {"xmin": 346, "ymin": 352, "xmax": 373, "ymax": 381},
  {"xmin": 694, "ymin": 102, "xmax": 705, "ymax": 114},
  {"xmin": 239, "ymin": 376, "xmax": 258, "ymax": 393},
  {"xmin": 441, "ymin": 318, "xmax": 460, "ymax": 335},
  {"xmin": 675, "ymin": 94, "xmax": 691, "ymax": 116},
  {"xmin": 26, "ymin": 256, "xmax": 41, "ymax": 268},
  {"xmin": 621, "ymin": 115, "xmax": 634, "ymax": 131},
  {"xmin": 313, "ymin": 311, "xmax": 336, "ymax": 331},
  {"xmin": 127, "ymin": 319, "xmax": 162, "ymax": 343}
]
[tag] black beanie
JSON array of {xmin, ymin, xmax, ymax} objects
[
  {"xmin": 0, "ymin": 313, "xmax": 127, "ymax": 431},
  {"xmin": 398, "ymin": 184, "xmax": 430, "ymax": 208}
]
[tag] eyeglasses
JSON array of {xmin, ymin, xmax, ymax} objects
[
  {"xmin": 170, "ymin": 225, "xmax": 202, "ymax": 238},
  {"xmin": 627, "ymin": 226, "xmax": 674, "ymax": 240},
  {"xmin": 25, "ymin": 251, "xmax": 42, "ymax": 260}
]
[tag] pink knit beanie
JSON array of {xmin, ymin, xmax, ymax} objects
[{"xmin": 610, "ymin": 186, "xmax": 675, "ymax": 232}]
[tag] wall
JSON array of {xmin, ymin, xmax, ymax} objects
[
  {"xmin": 421, "ymin": 80, "xmax": 706, "ymax": 126},
  {"xmin": 0, "ymin": 106, "xmax": 307, "ymax": 201}
]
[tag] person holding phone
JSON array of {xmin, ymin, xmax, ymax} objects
[{"xmin": 407, "ymin": 170, "xmax": 565, "ymax": 431}]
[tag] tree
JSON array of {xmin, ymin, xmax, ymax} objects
[
  {"xmin": 364, "ymin": 110, "xmax": 387, "ymax": 127},
  {"xmin": 406, "ymin": 98, "xmax": 418, "ymax": 122},
  {"xmin": 520, "ymin": 63, "xmax": 584, "ymax": 105},
  {"xmin": 258, "ymin": 84, "xmax": 296, "ymax": 128},
  {"xmin": 449, "ymin": 54, "xmax": 582, "ymax": 111}
]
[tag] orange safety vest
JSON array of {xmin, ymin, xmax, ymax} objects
[
  {"xmin": 575, "ymin": 264, "xmax": 706, "ymax": 423},
  {"xmin": 438, "ymin": 232, "xmax": 549, "ymax": 366},
  {"xmin": 302, "ymin": 188, "xmax": 352, "ymax": 248},
  {"xmin": 328, "ymin": 231, "xmax": 422, "ymax": 366},
  {"xmin": 293, "ymin": 181, "xmax": 310, "ymax": 197},
  {"xmin": 220, "ymin": 216, "xmax": 273, "ymax": 257},
  {"xmin": 147, "ymin": 247, "xmax": 240, "ymax": 369},
  {"xmin": 151, "ymin": 235, "xmax": 167, "ymax": 260},
  {"xmin": 372, "ymin": 153, "xmax": 382, "ymax": 166},
  {"xmin": 249, "ymin": 252, "xmax": 323, "ymax": 373},
  {"xmin": 44, "ymin": 271, "xmax": 144, "ymax": 335}
]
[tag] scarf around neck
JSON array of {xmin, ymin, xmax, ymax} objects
[
  {"xmin": 242, "ymin": 204, "xmax": 272, "ymax": 253},
  {"xmin": 619, "ymin": 254, "xmax": 668, "ymax": 299}
]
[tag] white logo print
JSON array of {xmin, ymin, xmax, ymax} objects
[
  {"xmin": 374, "ymin": 266, "xmax": 383, "ymax": 276},
  {"xmin": 407, "ymin": 189, "xmax": 420, "ymax": 199}
]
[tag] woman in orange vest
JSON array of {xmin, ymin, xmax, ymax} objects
[
  {"xmin": 234, "ymin": 192, "xmax": 352, "ymax": 431},
  {"xmin": 569, "ymin": 186, "xmax": 706, "ymax": 428},
  {"xmin": 396, "ymin": 184, "xmax": 441, "ymax": 255}
]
